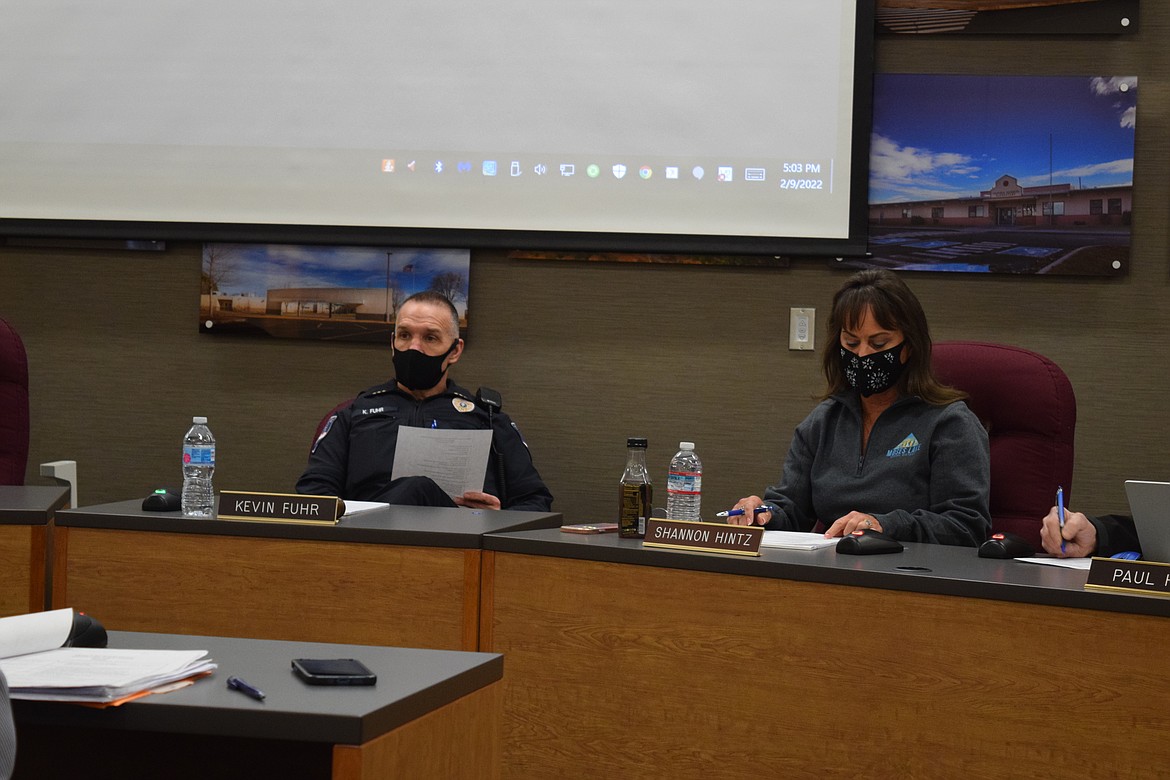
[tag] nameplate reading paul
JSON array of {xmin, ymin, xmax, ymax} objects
[
  {"xmin": 642, "ymin": 518, "xmax": 763, "ymax": 557},
  {"xmin": 1085, "ymin": 557, "xmax": 1170, "ymax": 598},
  {"xmin": 217, "ymin": 491, "xmax": 342, "ymax": 525}
]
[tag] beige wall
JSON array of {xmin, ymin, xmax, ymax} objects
[{"xmin": 3, "ymin": 7, "xmax": 1169, "ymax": 522}]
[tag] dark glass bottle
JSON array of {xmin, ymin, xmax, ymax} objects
[{"xmin": 618, "ymin": 437, "xmax": 652, "ymax": 538}]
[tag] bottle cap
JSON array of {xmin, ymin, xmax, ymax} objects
[
  {"xmin": 193, "ymin": 416, "xmax": 208, "ymax": 424},
  {"xmin": 626, "ymin": 437, "xmax": 648, "ymax": 448},
  {"xmin": 679, "ymin": 441, "xmax": 694, "ymax": 450}
]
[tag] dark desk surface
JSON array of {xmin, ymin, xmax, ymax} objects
[
  {"xmin": 57, "ymin": 499, "xmax": 561, "ymax": 547},
  {"xmin": 484, "ymin": 527, "xmax": 1170, "ymax": 619},
  {"xmin": 12, "ymin": 631, "xmax": 503, "ymax": 745},
  {"xmin": 0, "ymin": 486, "xmax": 69, "ymax": 524}
]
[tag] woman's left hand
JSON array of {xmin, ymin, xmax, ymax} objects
[{"xmin": 824, "ymin": 511, "xmax": 882, "ymax": 538}]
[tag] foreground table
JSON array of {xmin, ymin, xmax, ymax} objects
[
  {"xmin": 480, "ymin": 529, "xmax": 1170, "ymax": 779},
  {"xmin": 12, "ymin": 631, "xmax": 503, "ymax": 779},
  {"xmin": 0, "ymin": 485, "xmax": 68, "ymax": 616},
  {"xmin": 53, "ymin": 500, "xmax": 559, "ymax": 650}
]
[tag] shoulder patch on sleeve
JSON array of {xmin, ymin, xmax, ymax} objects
[
  {"xmin": 510, "ymin": 420, "xmax": 531, "ymax": 450},
  {"xmin": 311, "ymin": 414, "xmax": 337, "ymax": 453}
]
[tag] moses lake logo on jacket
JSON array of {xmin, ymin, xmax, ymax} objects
[{"xmin": 886, "ymin": 433, "xmax": 921, "ymax": 458}]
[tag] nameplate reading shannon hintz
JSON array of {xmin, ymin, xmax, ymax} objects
[
  {"xmin": 217, "ymin": 491, "xmax": 342, "ymax": 525},
  {"xmin": 642, "ymin": 518, "xmax": 763, "ymax": 557},
  {"xmin": 1085, "ymin": 557, "xmax": 1170, "ymax": 598}
]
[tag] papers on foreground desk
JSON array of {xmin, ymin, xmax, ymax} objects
[{"xmin": 0, "ymin": 608, "xmax": 216, "ymax": 705}]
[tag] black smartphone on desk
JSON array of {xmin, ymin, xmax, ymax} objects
[{"xmin": 291, "ymin": 658, "xmax": 377, "ymax": 686}]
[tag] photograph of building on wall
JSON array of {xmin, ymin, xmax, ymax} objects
[
  {"xmin": 859, "ymin": 74, "xmax": 1136, "ymax": 275},
  {"xmin": 876, "ymin": 1, "xmax": 1137, "ymax": 35},
  {"xmin": 200, "ymin": 244, "xmax": 471, "ymax": 341}
]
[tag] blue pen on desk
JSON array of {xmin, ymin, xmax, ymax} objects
[
  {"xmin": 227, "ymin": 675, "xmax": 266, "ymax": 701},
  {"xmin": 1057, "ymin": 486, "xmax": 1066, "ymax": 554},
  {"xmin": 715, "ymin": 506, "xmax": 770, "ymax": 518}
]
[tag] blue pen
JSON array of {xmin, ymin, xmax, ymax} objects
[
  {"xmin": 715, "ymin": 506, "xmax": 770, "ymax": 518},
  {"xmin": 227, "ymin": 675, "xmax": 266, "ymax": 701},
  {"xmin": 1057, "ymin": 486, "xmax": 1065, "ymax": 554},
  {"xmin": 431, "ymin": 419, "xmax": 438, "ymax": 429}
]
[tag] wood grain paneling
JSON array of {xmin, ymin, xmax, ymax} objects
[
  {"xmin": 485, "ymin": 552, "xmax": 1170, "ymax": 779},
  {"xmin": 0, "ymin": 524, "xmax": 45, "ymax": 616},
  {"xmin": 54, "ymin": 526, "xmax": 479, "ymax": 650},
  {"xmin": 333, "ymin": 682, "xmax": 502, "ymax": 780}
]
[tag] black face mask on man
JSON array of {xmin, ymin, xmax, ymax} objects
[
  {"xmin": 839, "ymin": 341, "xmax": 907, "ymax": 397},
  {"xmin": 393, "ymin": 341, "xmax": 457, "ymax": 391}
]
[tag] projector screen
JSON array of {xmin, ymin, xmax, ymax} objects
[{"xmin": 0, "ymin": 0, "xmax": 874, "ymax": 256}]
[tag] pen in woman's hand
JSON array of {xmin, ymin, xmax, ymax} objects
[{"xmin": 715, "ymin": 506, "xmax": 769, "ymax": 518}]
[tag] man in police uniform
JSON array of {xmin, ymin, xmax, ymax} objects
[{"xmin": 296, "ymin": 291, "xmax": 553, "ymax": 511}]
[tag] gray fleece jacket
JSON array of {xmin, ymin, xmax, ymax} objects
[{"xmin": 762, "ymin": 392, "xmax": 991, "ymax": 547}]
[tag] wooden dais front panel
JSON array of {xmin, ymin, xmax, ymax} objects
[
  {"xmin": 482, "ymin": 551, "xmax": 1170, "ymax": 779},
  {"xmin": 54, "ymin": 526, "xmax": 481, "ymax": 650}
]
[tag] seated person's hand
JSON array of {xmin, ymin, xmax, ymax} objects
[
  {"xmin": 824, "ymin": 511, "xmax": 882, "ymax": 538},
  {"xmin": 727, "ymin": 496, "xmax": 772, "ymax": 526},
  {"xmin": 1040, "ymin": 506, "xmax": 1096, "ymax": 557},
  {"xmin": 454, "ymin": 490, "xmax": 502, "ymax": 510}
]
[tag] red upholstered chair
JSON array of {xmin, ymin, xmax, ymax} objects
[
  {"xmin": 0, "ymin": 317, "xmax": 30, "ymax": 486},
  {"xmin": 931, "ymin": 341, "xmax": 1076, "ymax": 548}
]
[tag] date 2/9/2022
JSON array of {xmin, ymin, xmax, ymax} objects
[{"xmin": 780, "ymin": 179, "xmax": 824, "ymax": 190}]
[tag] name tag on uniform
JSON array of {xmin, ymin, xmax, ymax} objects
[{"xmin": 217, "ymin": 490, "xmax": 342, "ymax": 525}]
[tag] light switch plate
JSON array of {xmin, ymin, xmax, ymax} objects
[{"xmin": 789, "ymin": 307, "xmax": 815, "ymax": 351}]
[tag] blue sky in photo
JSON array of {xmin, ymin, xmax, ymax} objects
[
  {"xmin": 870, "ymin": 75, "xmax": 1137, "ymax": 204},
  {"xmin": 206, "ymin": 244, "xmax": 471, "ymax": 303}
]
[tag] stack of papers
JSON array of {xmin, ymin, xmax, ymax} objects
[
  {"xmin": 0, "ymin": 608, "xmax": 216, "ymax": 704},
  {"xmin": 1, "ymin": 647, "xmax": 215, "ymax": 703},
  {"xmin": 760, "ymin": 531, "xmax": 839, "ymax": 550}
]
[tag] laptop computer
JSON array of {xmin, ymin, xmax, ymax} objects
[{"xmin": 1124, "ymin": 480, "xmax": 1170, "ymax": 562}]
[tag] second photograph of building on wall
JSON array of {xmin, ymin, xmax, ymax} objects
[{"xmin": 860, "ymin": 74, "xmax": 1136, "ymax": 275}]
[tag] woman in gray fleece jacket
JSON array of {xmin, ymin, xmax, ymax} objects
[{"xmin": 730, "ymin": 269, "xmax": 991, "ymax": 547}]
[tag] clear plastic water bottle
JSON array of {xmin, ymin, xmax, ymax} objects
[
  {"xmin": 181, "ymin": 416, "xmax": 216, "ymax": 517},
  {"xmin": 666, "ymin": 441, "xmax": 702, "ymax": 521}
]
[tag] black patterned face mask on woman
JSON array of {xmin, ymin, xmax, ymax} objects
[{"xmin": 839, "ymin": 341, "xmax": 906, "ymax": 397}]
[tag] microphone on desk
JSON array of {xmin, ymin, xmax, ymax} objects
[
  {"xmin": 64, "ymin": 611, "xmax": 108, "ymax": 648},
  {"xmin": 977, "ymin": 532, "xmax": 1035, "ymax": 559}
]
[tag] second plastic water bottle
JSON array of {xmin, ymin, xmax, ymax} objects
[
  {"xmin": 666, "ymin": 441, "xmax": 702, "ymax": 521},
  {"xmin": 181, "ymin": 416, "xmax": 216, "ymax": 517}
]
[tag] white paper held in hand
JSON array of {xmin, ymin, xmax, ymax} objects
[{"xmin": 392, "ymin": 427, "xmax": 493, "ymax": 498}]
